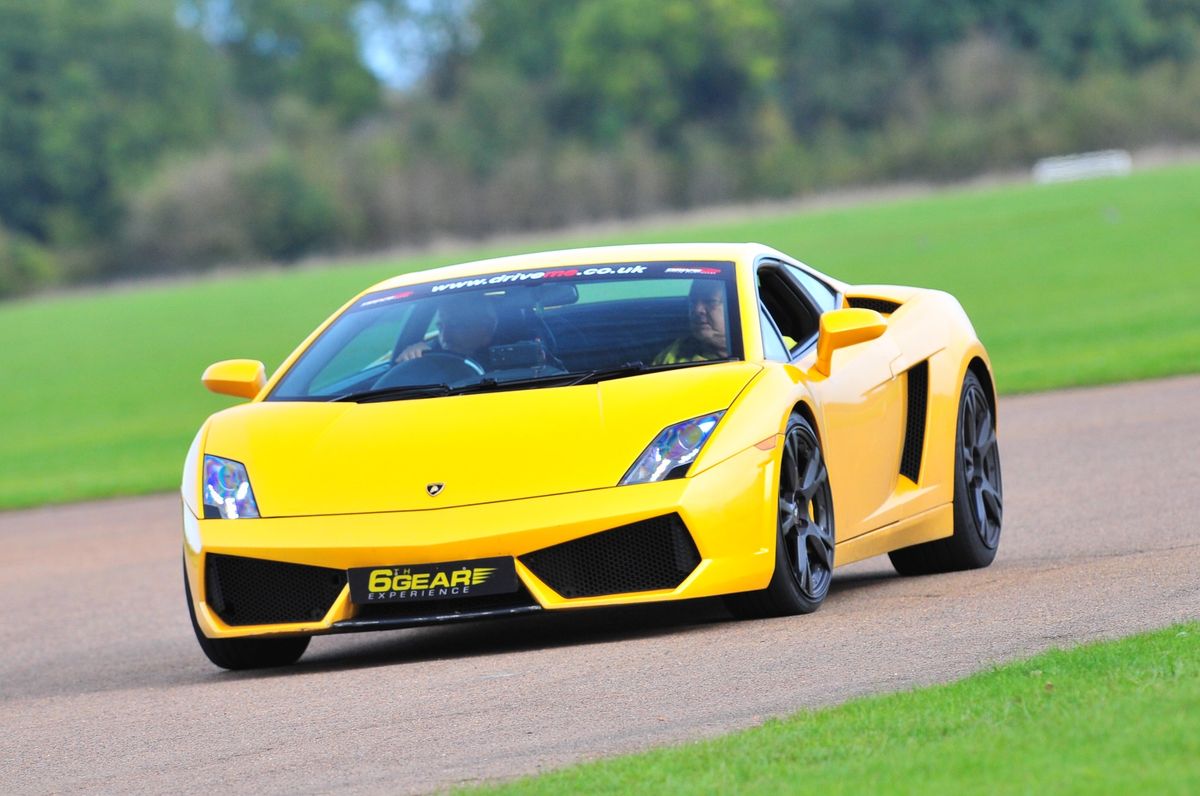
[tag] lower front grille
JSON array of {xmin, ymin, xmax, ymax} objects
[
  {"xmin": 205, "ymin": 553, "xmax": 347, "ymax": 626},
  {"xmin": 520, "ymin": 514, "xmax": 701, "ymax": 599}
]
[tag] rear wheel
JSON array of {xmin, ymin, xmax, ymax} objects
[
  {"xmin": 889, "ymin": 369, "xmax": 1002, "ymax": 575},
  {"xmin": 726, "ymin": 412, "xmax": 835, "ymax": 618},
  {"xmin": 184, "ymin": 559, "xmax": 310, "ymax": 670}
]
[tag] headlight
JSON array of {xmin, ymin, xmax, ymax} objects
[
  {"xmin": 620, "ymin": 411, "xmax": 724, "ymax": 485},
  {"xmin": 202, "ymin": 455, "xmax": 260, "ymax": 519}
]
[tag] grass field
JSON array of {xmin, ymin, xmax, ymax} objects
[
  {"xmin": 465, "ymin": 623, "xmax": 1200, "ymax": 795},
  {"xmin": 1, "ymin": 164, "xmax": 1198, "ymax": 509}
]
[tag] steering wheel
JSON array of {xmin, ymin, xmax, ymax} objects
[{"xmin": 372, "ymin": 351, "xmax": 486, "ymax": 390}]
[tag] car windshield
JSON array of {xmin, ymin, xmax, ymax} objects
[{"xmin": 268, "ymin": 261, "xmax": 743, "ymax": 401}]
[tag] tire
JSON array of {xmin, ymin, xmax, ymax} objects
[
  {"xmin": 726, "ymin": 412, "xmax": 835, "ymax": 618},
  {"xmin": 184, "ymin": 559, "xmax": 310, "ymax": 671},
  {"xmin": 889, "ymin": 369, "xmax": 1003, "ymax": 575}
]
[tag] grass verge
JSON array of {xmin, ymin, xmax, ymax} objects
[
  {"xmin": 465, "ymin": 623, "xmax": 1200, "ymax": 795},
  {"xmin": 1, "ymin": 164, "xmax": 1198, "ymax": 509}
]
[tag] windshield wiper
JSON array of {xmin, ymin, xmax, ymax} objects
[
  {"xmin": 332, "ymin": 373, "xmax": 577, "ymax": 403},
  {"xmin": 331, "ymin": 383, "xmax": 453, "ymax": 403},
  {"xmin": 565, "ymin": 361, "xmax": 648, "ymax": 385},
  {"xmin": 567, "ymin": 357, "xmax": 738, "ymax": 386},
  {"xmin": 450, "ymin": 373, "xmax": 581, "ymax": 393},
  {"xmin": 333, "ymin": 358, "xmax": 738, "ymax": 401}
]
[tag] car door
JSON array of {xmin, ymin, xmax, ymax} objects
[{"xmin": 756, "ymin": 260, "xmax": 905, "ymax": 540}]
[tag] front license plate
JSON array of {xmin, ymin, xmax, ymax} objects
[{"xmin": 348, "ymin": 556, "xmax": 517, "ymax": 604}]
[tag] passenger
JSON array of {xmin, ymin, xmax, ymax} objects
[
  {"xmin": 396, "ymin": 294, "xmax": 498, "ymax": 365},
  {"xmin": 654, "ymin": 280, "xmax": 730, "ymax": 364}
]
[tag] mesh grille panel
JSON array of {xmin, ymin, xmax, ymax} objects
[
  {"xmin": 520, "ymin": 514, "xmax": 700, "ymax": 599},
  {"xmin": 900, "ymin": 360, "xmax": 929, "ymax": 482},
  {"xmin": 205, "ymin": 553, "xmax": 347, "ymax": 626},
  {"xmin": 847, "ymin": 296, "xmax": 901, "ymax": 314}
]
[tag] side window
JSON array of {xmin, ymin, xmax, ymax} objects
[
  {"xmin": 759, "ymin": 303, "xmax": 790, "ymax": 362},
  {"xmin": 786, "ymin": 264, "xmax": 839, "ymax": 315},
  {"xmin": 757, "ymin": 267, "xmax": 820, "ymax": 355}
]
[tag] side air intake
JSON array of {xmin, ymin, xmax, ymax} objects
[
  {"xmin": 900, "ymin": 361, "xmax": 929, "ymax": 482},
  {"xmin": 847, "ymin": 296, "xmax": 901, "ymax": 314}
]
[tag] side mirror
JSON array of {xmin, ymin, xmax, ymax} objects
[
  {"xmin": 814, "ymin": 308, "xmax": 887, "ymax": 376},
  {"xmin": 202, "ymin": 359, "xmax": 266, "ymax": 399}
]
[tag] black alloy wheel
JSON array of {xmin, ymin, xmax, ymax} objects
[
  {"xmin": 960, "ymin": 380, "xmax": 1003, "ymax": 548},
  {"xmin": 726, "ymin": 412, "xmax": 835, "ymax": 617},
  {"xmin": 779, "ymin": 421, "xmax": 835, "ymax": 602},
  {"xmin": 889, "ymin": 369, "xmax": 1003, "ymax": 575}
]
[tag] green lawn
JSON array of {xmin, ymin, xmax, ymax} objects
[
  {"xmin": 465, "ymin": 623, "xmax": 1200, "ymax": 795},
  {"xmin": 1, "ymin": 165, "xmax": 1198, "ymax": 509}
]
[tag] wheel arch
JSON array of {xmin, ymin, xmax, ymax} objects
[
  {"xmin": 966, "ymin": 356, "xmax": 997, "ymax": 423},
  {"xmin": 790, "ymin": 399, "xmax": 821, "ymax": 443}
]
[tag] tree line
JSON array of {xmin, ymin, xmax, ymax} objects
[{"xmin": 3, "ymin": 0, "xmax": 1199, "ymax": 297}]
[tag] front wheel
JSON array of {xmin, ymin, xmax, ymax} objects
[
  {"xmin": 726, "ymin": 412, "xmax": 835, "ymax": 618},
  {"xmin": 184, "ymin": 560, "xmax": 310, "ymax": 670},
  {"xmin": 889, "ymin": 369, "xmax": 1003, "ymax": 575}
]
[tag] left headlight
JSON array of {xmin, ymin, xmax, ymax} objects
[
  {"xmin": 620, "ymin": 411, "xmax": 724, "ymax": 485},
  {"xmin": 202, "ymin": 455, "xmax": 260, "ymax": 519}
]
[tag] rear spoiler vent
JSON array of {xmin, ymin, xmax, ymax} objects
[
  {"xmin": 899, "ymin": 360, "xmax": 929, "ymax": 482},
  {"xmin": 847, "ymin": 296, "xmax": 901, "ymax": 314}
]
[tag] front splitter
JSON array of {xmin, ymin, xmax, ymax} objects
[{"xmin": 323, "ymin": 603, "xmax": 543, "ymax": 634}]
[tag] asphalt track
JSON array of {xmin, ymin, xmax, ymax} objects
[{"xmin": 2, "ymin": 375, "xmax": 1198, "ymax": 793}]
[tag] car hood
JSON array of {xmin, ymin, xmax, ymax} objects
[{"xmin": 201, "ymin": 362, "xmax": 761, "ymax": 517}]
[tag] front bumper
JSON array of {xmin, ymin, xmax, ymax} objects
[{"xmin": 184, "ymin": 444, "xmax": 779, "ymax": 639}]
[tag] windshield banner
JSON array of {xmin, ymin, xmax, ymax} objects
[{"xmin": 352, "ymin": 260, "xmax": 734, "ymax": 311}]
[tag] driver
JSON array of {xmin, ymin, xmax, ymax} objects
[
  {"xmin": 654, "ymin": 279, "xmax": 730, "ymax": 364},
  {"xmin": 396, "ymin": 294, "xmax": 498, "ymax": 366}
]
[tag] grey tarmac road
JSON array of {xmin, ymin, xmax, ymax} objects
[{"xmin": 1, "ymin": 376, "xmax": 1198, "ymax": 794}]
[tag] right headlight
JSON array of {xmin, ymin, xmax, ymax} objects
[
  {"xmin": 620, "ymin": 411, "xmax": 724, "ymax": 485},
  {"xmin": 202, "ymin": 455, "xmax": 261, "ymax": 519}
]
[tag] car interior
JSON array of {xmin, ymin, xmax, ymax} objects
[
  {"xmin": 755, "ymin": 262, "xmax": 822, "ymax": 355},
  {"xmin": 541, "ymin": 296, "xmax": 694, "ymax": 370},
  {"xmin": 275, "ymin": 267, "xmax": 833, "ymax": 399}
]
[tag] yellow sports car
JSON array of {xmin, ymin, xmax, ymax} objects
[{"xmin": 183, "ymin": 243, "xmax": 1002, "ymax": 669}]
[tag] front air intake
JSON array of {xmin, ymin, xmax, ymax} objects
[
  {"xmin": 205, "ymin": 553, "xmax": 347, "ymax": 626},
  {"xmin": 520, "ymin": 514, "xmax": 701, "ymax": 599}
]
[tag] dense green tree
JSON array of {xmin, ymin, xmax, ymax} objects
[
  {"xmin": 4, "ymin": 0, "xmax": 1200, "ymax": 296},
  {"xmin": 556, "ymin": 0, "xmax": 779, "ymax": 141},
  {"xmin": 180, "ymin": 0, "xmax": 381, "ymax": 123},
  {"xmin": 0, "ymin": 0, "xmax": 226, "ymax": 247},
  {"xmin": 774, "ymin": 0, "xmax": 979, "ymax": 132},
  {"xmin": 469, "ymin": 0, "xmax": 584, "ymax": 84},
  {"xmin": 984, "ymin": 0, "xmax": 1200, "ymax": 74}
]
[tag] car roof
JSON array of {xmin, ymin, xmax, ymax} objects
[{"xmin": 363, "ymin": 243, "xmax": 771, "ymax": 294}]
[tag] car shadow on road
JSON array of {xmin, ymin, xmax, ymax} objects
[
  {"xmin": 222, "ymin": 568, "xmax": 903, "ymax": 682},
  {"xmin": 228, "ymin": 596, "xmax": 736, "ymax": 681},
  {"xmin": 828, "ymin": 568, "xmax": 900, "ymax": 596},
  {"xmin": 6, "ymin": 569, "xmax": 908, "ymax": 700}
]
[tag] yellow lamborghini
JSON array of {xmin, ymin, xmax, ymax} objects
[{"xmin": 182, "ymin": 243, "xmax": 1002, "ymax": 669}]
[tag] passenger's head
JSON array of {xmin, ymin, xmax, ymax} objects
[
  {"xmin": 437, "ymin": 294, "xmax": 498, "ymax": 355},
  {"xmin": 687, "ymin": 280, "xmax": 728, "ymax": 356}
]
